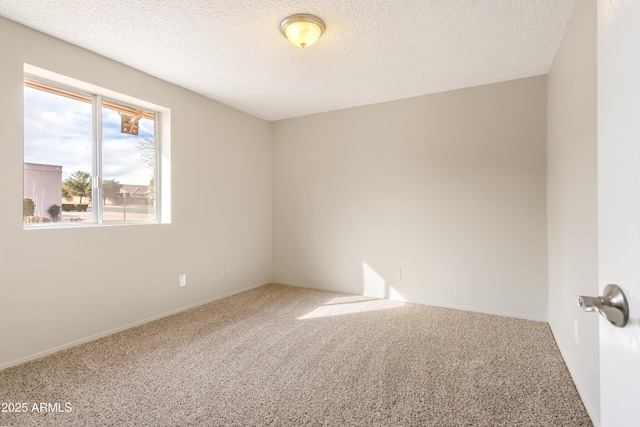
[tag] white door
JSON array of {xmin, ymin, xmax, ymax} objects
[{"xmin": 598, "ymin": 1, "xmax": 640, "ymax": 426}]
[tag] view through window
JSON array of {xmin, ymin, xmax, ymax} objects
[{"xmin": 23, "ymin": 77, "xmax": 159, "ymax": 226}]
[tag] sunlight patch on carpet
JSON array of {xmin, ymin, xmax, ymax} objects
[{"xmin": 298, "ymin": 295, "xmax": 406, "ymax": 320}]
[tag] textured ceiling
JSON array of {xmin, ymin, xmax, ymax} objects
[{"xmin": 0, "ymin": 1, "xmax": 575, "ymax": 121}]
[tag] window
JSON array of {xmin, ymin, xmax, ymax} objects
[{"xmin": 23, "ymin": 68, "xmax": 169, "ymax": 227}]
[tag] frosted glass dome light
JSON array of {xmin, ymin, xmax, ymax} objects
[{"xmin": 281, "ymin": 14, "xmax": 325, "ymax": 48}]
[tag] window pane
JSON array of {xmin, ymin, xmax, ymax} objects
[
  {"xmin": 101, "ymin": 102, "xmax": 156, "ymax": 222},
  {"xmin": 24, "ymin": 85, "xmax": 94, "ymax": 224}
]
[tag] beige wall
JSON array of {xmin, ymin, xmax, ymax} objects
[
  {"xmin": 273, "ymin": 76, "xmax": 548, "ymax": 320},
  {"xmin": 547, "ymin": 0, "xmax": 599, "ymax": 423},
  {"xmin": 0, "ymin": 17, "xmax": 272, "ymax": 368}
]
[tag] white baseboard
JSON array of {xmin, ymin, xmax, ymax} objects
[
  {"xmin": 0, "ymin": 281, "xmax": 269, "ymax": 371},
  {"xmin": 274, "ymin": 280, "xmax": 547, "ymax": 322},
  {"xmin": 548, "ymin": 325, "xmax": 600, "ymax": 427},
  {"xmin": 410, "ymin": 299, "xmax": 548, "ymax": 323},
  {"xmin": 274, "ymin": 279, "xmax": 354, "ymax": 296}
]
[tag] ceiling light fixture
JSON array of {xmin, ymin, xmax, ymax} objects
[{"xmin": 280, "ymin": 14, "xmax": 325, "ymax": 48}]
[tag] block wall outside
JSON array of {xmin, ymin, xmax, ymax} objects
[{"xmin": 23, "ymin": 162, "xmax": 63, "ymax": 219}]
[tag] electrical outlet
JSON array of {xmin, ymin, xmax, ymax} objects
[
  {"xmin": 225, "ymin": 264, "xmax": 231, "ymax": 276},
  {"xmin": 574, "ymin": 320, "xmax": 579, "ymax": 344},
  {"xmin": 179, "ymin": 274, "xmax": 186, "ymax": 287},
  {"xmin": 393, "ymin": 267, "xmax": 402, "ymax": 279}
]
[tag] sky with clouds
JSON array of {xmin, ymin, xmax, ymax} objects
[{"xmin": 24, "ymin": 86, "xmax": 155, "ymax": 186}]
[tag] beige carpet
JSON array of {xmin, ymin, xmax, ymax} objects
[{"xmin": 0, "ymin": 283, "xmax": 592, "ymax": 426}]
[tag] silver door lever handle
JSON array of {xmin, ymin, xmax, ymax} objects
[{"xmin": 577, "ymin": 284, "xmax": 629, "ymax": 327}]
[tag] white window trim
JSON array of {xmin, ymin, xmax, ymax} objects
[{"xmin": 23, "ymin": 64, "xmax": 171, "ymax": 228}]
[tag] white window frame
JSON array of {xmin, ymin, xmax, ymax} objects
[{"xmin": 23, "ymin": 64, "xmax": 171, "ymax": 228}]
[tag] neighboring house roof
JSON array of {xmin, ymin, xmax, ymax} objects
[{"xmin": 120, "ymin": 184, "xmax": 152, "ymax": 196}]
